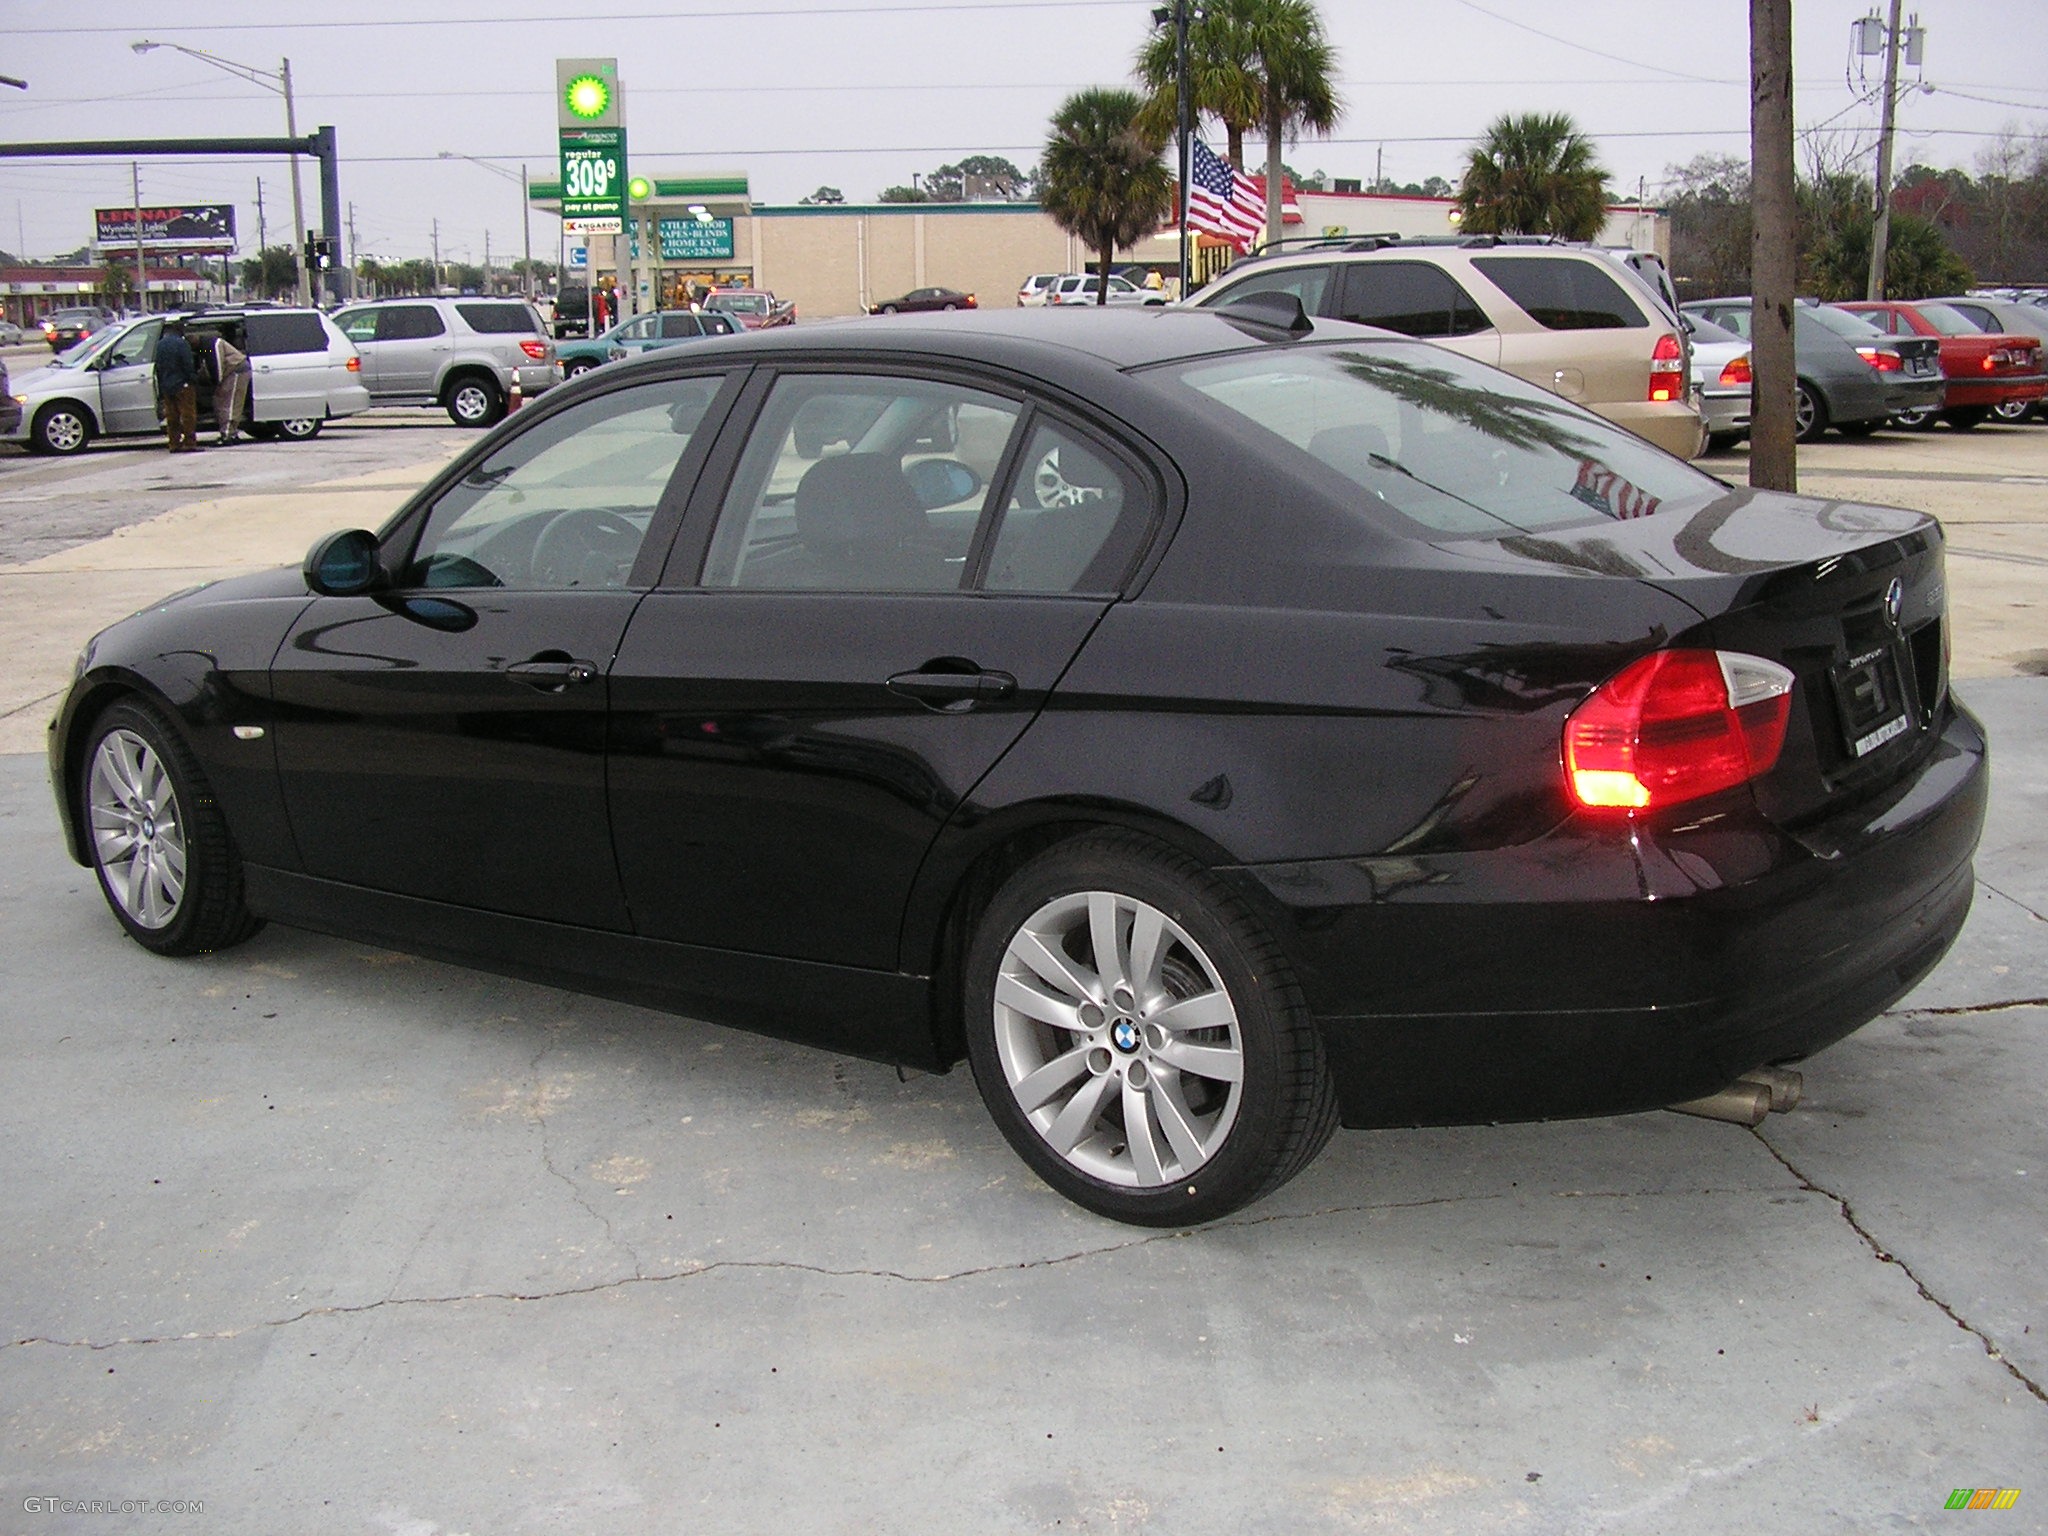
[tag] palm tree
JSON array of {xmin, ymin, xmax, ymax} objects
[
  {"xmin": 1134, "ymin": 2, "xmax": 1263, "ymax": 170},
  {"xmin": 1039, "ymin": 89, "xmax": 1176, "ymax": 304},
  {"xmin": 1249, "ymin": 0, "xmax": 1340, "ymax": 247},
  {"xmin": 1457, "ymin": 113, "xmax": 1612, "ymax": 241}
]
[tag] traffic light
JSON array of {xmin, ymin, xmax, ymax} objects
[{"xmin": 303, "ymin": 232, "xmax": 338, "ymax": 271}]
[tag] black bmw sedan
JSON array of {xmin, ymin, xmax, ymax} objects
[{"xmin": 49, "ymin": 305, "xmax": 1986, "ymax": 1226}]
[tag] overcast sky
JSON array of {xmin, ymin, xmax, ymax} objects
[{"xmin": 2, "ymin": 0, "xmax": 2042, "ymax": 269}]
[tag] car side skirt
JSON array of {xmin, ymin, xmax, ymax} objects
[{"xmin": 241, "ymin": 866, "xmax": 947, "ymax": 1071}]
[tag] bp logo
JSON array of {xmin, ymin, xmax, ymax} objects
[{"xmin": 564, "ymin": 73, "xmax": 611, "ymax": 121}]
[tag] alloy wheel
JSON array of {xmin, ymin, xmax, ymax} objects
[
  {"xmin": 88, "ymin": 728, "xmax": 187, "ymax": 930},
  {"xmin": 992, "ymin": 890, "xmax": 1244, "ymax": 1188}
]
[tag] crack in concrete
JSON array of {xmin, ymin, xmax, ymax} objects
[
  {"xmin": 1977, "ymin": 877, "xmax": 2047, "ymax": 926},
  {"xmin": 1752, "ymin": 1131, "xmax": 2048, "ymax": 1409},
  {"xmin": 1893, "ymin": 996, "xmax": 2048, "ymax": 1018},
  {"xmin": 529, "ymin": 1033, "xmax": 645, "ymax": 1280},
  {"xmin": 4, "ymin": 1184, "xmax": 1785, "ymax": 1354}
]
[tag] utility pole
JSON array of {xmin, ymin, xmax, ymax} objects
[
  {"xmin": 431, "ymin": 217, "xmax": 440, "ymax": 291},
  {"xmin": 484, "ymin": 229, "xmax": 492, "ymax": 292},
  {"xmin": 346, "ymin": 201, "xmax": 358, "ymax": 300},
  {"xmin": 255, "ymin": 178, "xmax": 267, "ymax": 255},
  {"xmin": 1864, "ymin": 0, "xmax": 1918, "ymax": 301},
  {"xmin": 131, "ymin": 162, "xmax": 146, "ymax": 313},
  {"xmin": 1749, "ymin": 0, "xmax": 1798, "ymax": 493}
]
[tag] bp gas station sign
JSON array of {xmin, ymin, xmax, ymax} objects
[{"xmin": 556, "ymin": 58, "xmax": 624, "ymax": 226}]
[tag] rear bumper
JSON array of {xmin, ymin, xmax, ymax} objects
[
  {"xmin": 1879, "ymin": 375, "xmax": 1948, "ymax": 416},
  {"xmin": 1594, "ymin": 399, "xmax": 1706, "ymax": 459},
  {"xmin": 1696, "ymin": 387, "xmax": 1751, "ymax": 437},
  {"xmin": 1230, "ymin": 697, "xmax": 1988, "ymax": 1128},
  {"xmin": 1944, "ymin": 375, "xmax": 2048, "ymax": 408}
]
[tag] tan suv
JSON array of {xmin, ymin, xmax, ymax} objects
[{"xmin": 1190, "ymin": 239, "xmax": 1703, "ymax": 458}]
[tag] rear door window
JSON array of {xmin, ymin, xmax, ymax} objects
[
  {"xmin": 1333, "ymin": 262, "xmax": 1491, "ymax": 338},
  {"xmin": 984, "ymin": 421, "xmax": 1153, "ymax": 594},
  {"xmin": 244, "ymin": 313, "xmax": 330, "ymax": 355},
  {"xmin": 1472, "ymin": 256, "xmax": 1648, "ymax": 330},
  {"xmin": 457, "ymin": 302, "xmax": 542, "ymax": 335},
  {"xmin": 659, "ymin": 313, "xmax": 703, "ymax": 339}
]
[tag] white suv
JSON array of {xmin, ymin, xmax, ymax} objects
[
  {"xmin": 1045, "ymin": 273, "xmax": 1168, "ymax": 308},
  {"xmin": 1189, "ymin": 239, "xmax": 1703, "ymax": 458}
]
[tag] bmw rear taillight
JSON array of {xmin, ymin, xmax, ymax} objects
[
  {"xmin": 1855, "ymin": 345, "xmax": 1903, "ymax": 372},
  {"xmin": 1718, "ymin": 353, "xmax": 1752, "ymax": 386},
  {"xmin": 520, "ymin": 339, "xmax": 548, "ymax": 360},
  {"xmin": 1563, "ymin": 649, "xmax": 1795, "ymax": 811},
  {"xmin": 1648, "ymin": 333, "xmax": 1684, "ymax": 402}
]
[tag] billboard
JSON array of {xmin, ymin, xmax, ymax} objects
[
  {"xmin": 95, "ymin": 205, "xmax": 238, "ymax": 252},
  {"xmin": 659, "ymin": 217, "xmax": 735, "ymax": 261}
]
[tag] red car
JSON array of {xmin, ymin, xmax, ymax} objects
[
  {"xmin": 1836, "ymin": 300, "xmax": 2047, "ymax": 429},
  {"xmin": 702, "ymin": 288, "xmax": 795, "ymax": 330}
]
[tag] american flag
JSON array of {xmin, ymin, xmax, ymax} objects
[{"xmin": 1187, "ymin": 139, "xmax": 1265, "ymax": 251}]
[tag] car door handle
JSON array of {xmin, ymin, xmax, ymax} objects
[
  {"xmin": 885, "ymin": 664, "xmax": 1017, "ymax": 708},
  {"xmin": 505, "ymin": 657, "xmax": 598, "ymax": 690}
]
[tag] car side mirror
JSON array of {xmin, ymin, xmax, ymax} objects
[{"xmin": 304, "ymin": 528, "xmax": 384, "ymax": 596}]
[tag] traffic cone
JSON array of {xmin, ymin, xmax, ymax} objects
[{"xmin": 507, "ymin": 374, "xmax": 524, "ymax": 414}]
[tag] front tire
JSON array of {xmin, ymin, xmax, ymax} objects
[
  {"xmin": 563, "ymin": 358, "xmax": 599, "ymax": 379},
  {"xmin": 80, "ymin": 699, "xmax": 262, "ymax": 957},
  {"xmin": 964, "ymin": 831, "xmax": 1338, "ymax": 1225},
  {"xmin": 32, "ymin": 402, "xmax": 92, "ymax": 455}
]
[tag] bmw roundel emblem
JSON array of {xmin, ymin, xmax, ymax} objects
[
  {"xmin": 1111, "ymin": 1019, "xmax": 1142, "ymax": 1053},
  {"xmin": 1885, "ymin": 577, "xmax": 1904, "ymax": 625}
]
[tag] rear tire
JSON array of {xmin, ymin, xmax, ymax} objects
[
  {"xmin": 964, "ymin": 830, "xmax": 1339, "ymax": 1226},
  {"xmin": 444, "ymin": 374, "xmax": 505, "ymax": 428},
  {"xmin": 1794, "ymin": 382, "xmax": 1827, "ymax": 443},
  {"xmin": 1892, "ymin": 405, "xmax": 1938, "ymax": 431},
  {"xmin": 1991, "ymin": 399, "xmax": 2034, "ymax": 424},
  {"xmin": 1835, "ymin": 419, "xmax": 1881, "ymax": 438},
  {"xmin": 563, "ymin": 358, "xmax": 599, "ymax": 379},
  {"xmin": 278, "ymin": 417, "xmax": 322, "ymax": 441},
  {"xmin": 80, "ymin": 699, "xmax": 262, "ymax": 957},
  {"xmin": 1942, "ymin": 406, "xmax": 1988, "ymax": 431}
]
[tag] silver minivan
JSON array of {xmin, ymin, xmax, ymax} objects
[{"xmin": 6, "ymin": 308, "xmax": 370, "ymax": 455}]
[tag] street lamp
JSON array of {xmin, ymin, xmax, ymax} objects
[
  {"xmin": 1151, "ymin": 4, "xmax": 1197, "ymax": 297},
  {"xmin": 133, "ymin": 39, "xmax": 307, "ymax": 305},
  {"xmin": 439, "ymin": 151, "xmax": 536, "ymax": 301}
]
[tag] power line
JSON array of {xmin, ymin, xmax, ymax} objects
[
  {"xmin": 7, "ymin": 0, "xmax": 1132, "ymax": 36},
  {"xmin": 1442, "ymin": 0, "xmax": 1729, "ymax": 84}
]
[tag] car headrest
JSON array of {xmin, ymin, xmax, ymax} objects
[{"xmin": 793, "ymin": 453, "xmax": 928, "ymax": 551}]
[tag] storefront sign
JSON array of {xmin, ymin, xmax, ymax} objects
[{"xmin": 659, "ymin": 217, "xmax": 735, "ymax": 261}]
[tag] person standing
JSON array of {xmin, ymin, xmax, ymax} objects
[
  {"xmin": 211, "ymin": 331, "xmax": 251, "ymax": 445},
  {"xmin": 154, "ymin": 314, "xmax": 201, "ymax": 453}
]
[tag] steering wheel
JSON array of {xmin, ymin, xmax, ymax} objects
[
  {"xmin": 1031, "ymin": 446, "xmax": 1106, "ymax": 509},
  {"xmin": 530, "ymin": 508, "xmax": 642, "ymax": 588}
]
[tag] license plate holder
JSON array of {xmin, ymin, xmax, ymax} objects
[{"xmin": 1831, "ymin": 647, "xmax": 1911, "ymax": 759}]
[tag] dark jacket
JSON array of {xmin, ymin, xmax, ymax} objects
[{"xmin": 153, "ymin": 331, "xmax": 199, "ymax": 394}]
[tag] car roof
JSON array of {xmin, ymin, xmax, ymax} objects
[{"xmin": 601, "ymin": 305, "xmax": 1370, "ymax": 374}]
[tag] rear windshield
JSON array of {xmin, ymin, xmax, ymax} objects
[
  {"xmin": 456, "ymin": 302, "xmax": 541, "ymax": 335},
  {"xmin": 1915, "ymin": 302, "xmax": 1981, "ymax": 337},
  {"xmin": 244, "ymin": 312, "xmax": 330, "ymax": 355},
  {"xmin": 1472, "ymin": 256, "xmax": 1647, "ymax": 330},
  {"xmin": 707, "ymin": 293, "xmax": 769, "ymax": 314},
  {"xmin": 1807, "ymin": 306, "xmax": 1883, "ymax": 338},
  {"xmin": 1171, "ymin": 342, "xmax": 1723, "ymax": 539}
]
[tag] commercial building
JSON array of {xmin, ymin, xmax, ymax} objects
[{"xmin": 530, "ymin": 175, "xmax": 1669, "ymax": 319}]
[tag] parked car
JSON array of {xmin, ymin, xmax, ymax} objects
[
  {"xmin": 1933, "ymin": 295, "xmax": 2048, "ymax": 421},
  {"xmin": 871, "ymin": 287, "xmax": 977, "ymax": 315},
  {"xmin": 0, "ymin": 354, "xmax": 18, "ymax": 438},
  {"xmin": 331, "ymin": 296, "xmax": 560, "ymax": 427},
  {"xmin": 6, "ymin": 308, "xmax": 369, "ymax": 456},
  {"xmin": 1683, "ymin": 313, "xmax": 1752, "ymax": 449},
  {"xmin": 47, "ymin": 308, "xmax": 1985, "ymax": 1225},
  {"xmin": 1046, "ymin": 273, "xmax": 1168, "ymax": 307},
  {"xmin": 0, "ymin": 317, "xmax": 25, "ymax": 346},
  {"xmin": 1836, "ymin": 299, "xmax": 2048, "ymax": 430},
  {"xmin": 554, "ymin": 309, "xmax": 743, "ymax": 377},
  {"xmin": 1680, "ymin": 300, "xmax": 1944, "ymax": 442},
  {"xmin": 703, "ymin": 288, "xmax": 796, "ymax": 329},
  {"xmin": 1191, "ymin": 240, "xmax": 1703, "ymax": 458},
  {"xmin": 41, "ymin": 306, "xmax": 116, "ymax": 352},
  {"xmin": 1017, "ymin": 273, "xmax": 1063, "ymax": 307},
  {"xmin": 550, "ymin": 284, "xmax": 591, "ymax": 340}
]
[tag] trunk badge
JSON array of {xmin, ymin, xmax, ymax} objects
[{"xmin": 1885, "ymin": 577, "xmax": 1903, "ymax": 626}]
